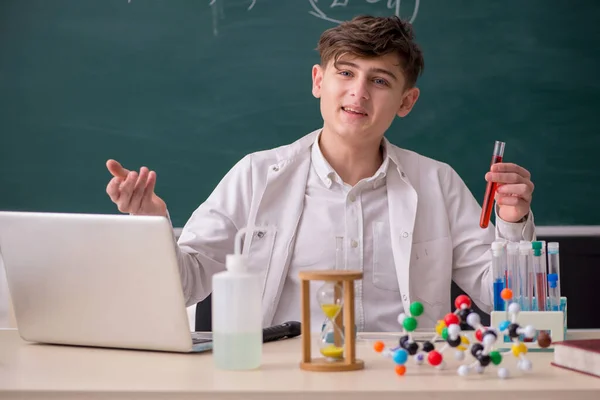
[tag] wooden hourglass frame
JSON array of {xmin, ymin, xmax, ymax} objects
[{"xmin": 298, "ymin": 270, "xmax": 364, "ymax": 371}]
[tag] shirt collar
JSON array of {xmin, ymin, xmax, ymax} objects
[{"xmin": 311, "ymin": 130, "xmax": 391, "ymax": 189}]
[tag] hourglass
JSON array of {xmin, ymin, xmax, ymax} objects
[{"xmin": 298, "ymin": 270, "xmax": 364, "ymax": 371}]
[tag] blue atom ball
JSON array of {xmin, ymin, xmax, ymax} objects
[
  {"xmin": 499, "ymin": 320, "xmax": 510, "ymax": 331},
  {"xmin": 393, "ymin": 349, "xmax": 409, "ymax": 365}
]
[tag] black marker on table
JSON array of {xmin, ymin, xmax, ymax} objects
[{"xmin": 263, "ymin": 321, "xmax": 301, "ymax": 343}]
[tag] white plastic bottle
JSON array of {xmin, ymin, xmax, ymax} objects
[{"xmin": 212, "ymin": 227, "xmax": 263, "ymax": 370}]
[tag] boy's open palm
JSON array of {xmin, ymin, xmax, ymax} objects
[{"xmin": 105, "ymin": 159, "xmax": 167, "ymax": 217}]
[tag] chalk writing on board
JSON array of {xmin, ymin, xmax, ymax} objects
[
  {"xmin": 330, "ymin": 0, "xmax": 350, "ymax": 6},
  {"xmin": 308, "ymin": 0, "xmax": 420, "ymax": 24},
  {"xmin": 204, "ymin": 0, "xmax": 419, "ymax": 37},
  {"xmin": 208, "ymin": 0, "xmax": 256, "ymax": 36}
]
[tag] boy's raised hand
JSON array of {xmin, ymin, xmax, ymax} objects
[
  {"xmin": 485, "ymin": 162, "xmax": 534, "ymax": 223},
  {"xmin": 105, "ymin": 159, "xmax": 167, "ymax": 217}
]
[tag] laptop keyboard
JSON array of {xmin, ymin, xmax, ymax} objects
[{"xmin": 191, "ymin": 332, "xmax": 212, "ymax": 344}]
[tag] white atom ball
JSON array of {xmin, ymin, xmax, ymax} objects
[
  {"xmin": 466, "ymin": 312, "xmax": 480, "ymax": 327},
  {"xmin": 524, "ymin": 325, "xmax": 536, "ymax": 339},
  {"xmin": 483, "ymin": 333, "xmax": 497, "ymax": 347},
  {"xmin": 447, "ymin": 324, "xmax": 461, "ymax": 338},
  {"xmin": 397, "ymin": 313, "xmax": 406, "ymax": 325},
  {"xmin": 498, "ymin": 367, "xmax": 510, "ymax": 379},
  {"xmin": 458, "ymin": 365, "xmax": 470, "ymax": 376},
  {"xmin": 519, "ymin": 359, "xmax": 532, "ymax": 372}
]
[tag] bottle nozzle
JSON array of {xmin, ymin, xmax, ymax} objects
[
  {"xmin": 234, "ymin": 227, "xmax": 246, "ymax": 256},
  {"xmin": 228, "ymin": 226, "xmax": 271, "ymax": 272},
  {"xmin": 226, "ymin": 227, "xmax": 249, "ymax": 273}
]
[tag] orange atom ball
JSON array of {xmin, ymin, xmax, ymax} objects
[
  {"xmin": 373, "ymin": 341, "xmax": 385, "ymax": 353},
  {"xmin": 500, "ymin": 288, "xmax": 513, "ymax": 301},
  {"xmin": 395, "ymin": 364, "xmax": 407, "ymax": 376}
]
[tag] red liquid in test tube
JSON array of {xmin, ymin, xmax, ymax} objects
[
  {"xmin": 479, "ymin": 141, "xmax": 505, "ymax": 229},
  {"xmin": 535, "ymin": 272, "xmax": 547, "ymax": 311}
]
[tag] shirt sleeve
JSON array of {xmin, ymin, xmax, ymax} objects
[
  {"xmin": 170, "ymin": 154, "xmax": 254, "ymax": 307},
  {"xmin": 443, "ymin": 164, "xmax": 538, "ymax": 314},
  {"xmin": 494, "ymin": 206, "xmax": 536, "ymax": 243}
]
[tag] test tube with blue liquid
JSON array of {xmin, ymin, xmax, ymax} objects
[
  {"xmin": 491, "ymin": 241, "xmax": 506, "ymax": 311},
  {"xmin": 547, "ymin": 242, "xmax": 561, "ymax": 311}
]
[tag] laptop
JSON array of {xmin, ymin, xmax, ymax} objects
[{"xmin": 0, "ymin": 211, "xmax": 215, "ymax": 353}]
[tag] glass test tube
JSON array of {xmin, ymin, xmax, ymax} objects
[
  {"xmin": 541, "ymin": 241, "xmax": 548, "ymax": 310},
  {"xmin": 506, "ymin": 242, "xmax": 519, "ymax": 304},
  {"xmin": 518, "ymin": 241, "xmax": 533, "ymax": 311},
  {"xmin": 547, "ymin": 242, "xmax": 561, "ymax": 311},
  {"xmin": 532, "ymin": 241, "xmax": 547, "ymax": 312},
  {"xmin": 491, "ymin": 241, "xmax": 505, "ymax": 311},
  {"xmin": 480, "ymin": 141, "xmax": 505, "ymax": 229}
]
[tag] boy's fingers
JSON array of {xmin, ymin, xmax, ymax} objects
[
  {"xmin": 116, "ymin": 171, "xmax": 138, "ymax": 212},
  {"xmin": 106, "ymin": 159, "xmax": 130, "ymax": 179},
  {"xmin": 106, "ymin": 177, "xmax": 122, "ymax": 202},
  {"xmin": 142, "ymin": 171, "xmax": 157, "ymax": 205},
  {"xmin": 129, "ymin": 168, "xmax": 149, "ymax": 212}
]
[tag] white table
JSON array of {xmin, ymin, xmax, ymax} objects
[{"xmin": 1, "ymin": 329, "xmax": 599, "ymax": 399}]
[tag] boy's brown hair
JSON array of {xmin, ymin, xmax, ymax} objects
[{"xmin": 317, "ymin": 15, "xmax": 424, "ymax": 88}]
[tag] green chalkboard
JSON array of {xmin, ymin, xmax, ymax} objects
[{"xmin": 1, "ymin": 0, "xmax": 599, "ymax": 227}]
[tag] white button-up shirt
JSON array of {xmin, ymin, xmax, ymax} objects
[
  {"xmin": 175, "ymin": 128, "xmax": 536, "ymax": 330},
  {"xmin": 272, "ymin": 133, "xmax": 406, "ymax": 332}
]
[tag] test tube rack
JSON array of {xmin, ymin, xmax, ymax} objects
[{"xmin": 490, "ymin": 296, "xmax": 567, "ymax": 350}]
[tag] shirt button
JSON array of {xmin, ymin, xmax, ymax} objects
[
  {"xmin": 402, "ymin": 232, "xmax": 409, "ymax": 238},
  {"xmin": 349, "ymin": 194, "xmax": 356, "ymax": 202},
  {"xmin": 403, "ymin": 294, "xmax": 408, "ymax": 301},
  {"xmin": 351, "ymin": 239, "xmax": 358, "ymax": 248},
  {"xmin": 400, "ymin": 171, "xmax": 406, "ymax": 178}
]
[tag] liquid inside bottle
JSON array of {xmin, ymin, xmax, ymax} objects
[{"xmin": 213, "ymin": 331, "xmax": 262, "ymax": 370}]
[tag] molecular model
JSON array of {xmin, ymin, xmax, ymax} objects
[{"xmin": 373, "ymin": 291, "xmax": 552, "ymax": 379}]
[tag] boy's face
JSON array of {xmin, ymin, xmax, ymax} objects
[{"xmin": 312, "ymin": 53, "xmax": 419, "ymax": 146}]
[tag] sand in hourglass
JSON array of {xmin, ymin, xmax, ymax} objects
[{"xmin": 320, "ymin": 303, "xmax": 344, "ymax": 359}]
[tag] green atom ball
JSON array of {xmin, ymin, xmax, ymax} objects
[
  {"xmin": 490, "ymin": 351, "xmax": 502, "ymax": 365},
  {"xmin": 409, "ymin": 301, "xmax": 424, "ymax": 317},
  {"xmin": 441, "ymin": 327, "xmax": 448, "ymax": 340},
  {"xmin": 403, "ymin": 316, "xmax": 418, "ymax": 332}
]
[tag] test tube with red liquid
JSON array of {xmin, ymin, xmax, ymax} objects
[
  {"xmin": 532, "ymin": 241, "xmax": 547, "ymax": 312},
  {"xmin": 480, "ymin": 141, "xmax": 505, "ymax": 229}
]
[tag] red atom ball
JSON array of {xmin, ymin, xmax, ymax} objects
[
  {"xmin": 444, "ymin": 313, "xmax": 460, "ymax": 327},
  {"xmin": 428, "ymin": 350, "xmax": 443, "ymax": 366},
  {"xmin": 475, "ymin": 329, "xmax": 485, "ymax": 342},
  {"xmin": 454, "ymin": 294, "xmax": 472, "ymax": 310}
]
